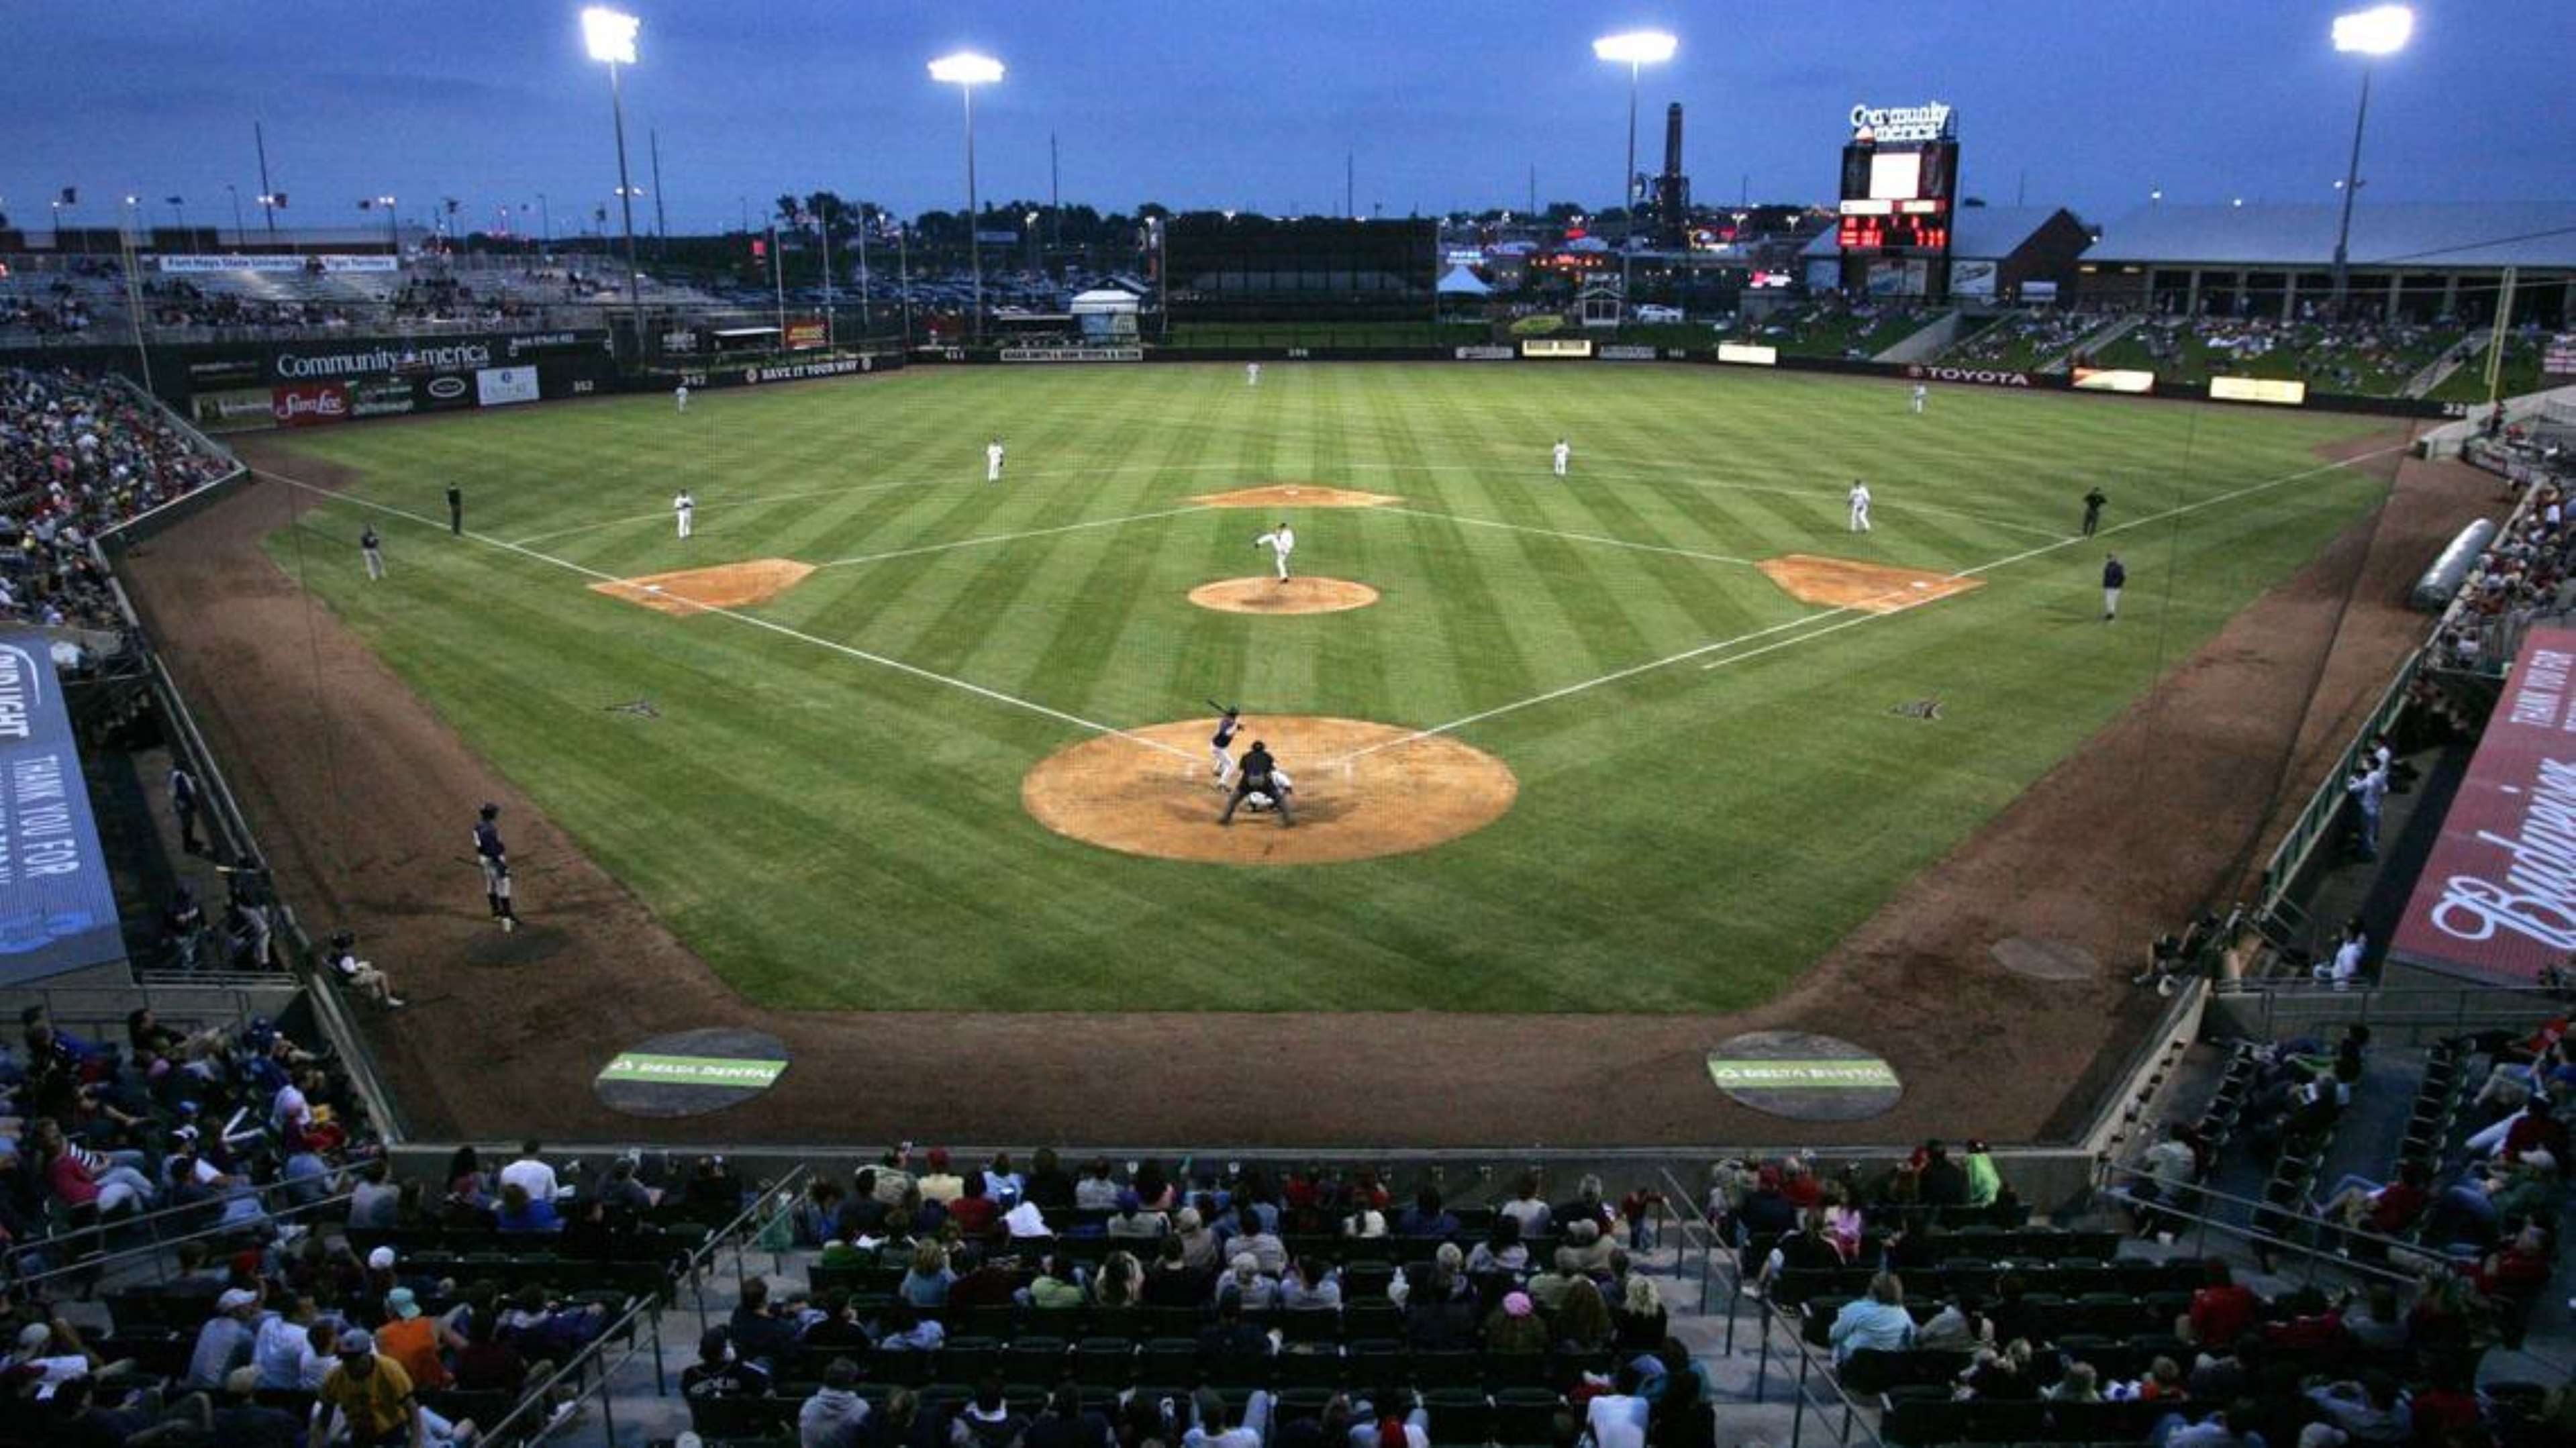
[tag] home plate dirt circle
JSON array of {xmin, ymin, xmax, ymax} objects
[
  {"xmin": 1189, "ymin": 576, "xmax": 1379, "ymax": 615},
  {"xmin": 1024, "ymin": 716, "xmax": 1516, "ymax": 865}
]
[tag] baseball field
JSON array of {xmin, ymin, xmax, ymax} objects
[{"xmin": 236, "ymin": 362, "xmax": 2393, "ymax": 1021}]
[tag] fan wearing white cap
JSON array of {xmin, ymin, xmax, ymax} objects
[{"xmin": 184, "ymin": 1284, "xmax": 269, "ymax": 1390}]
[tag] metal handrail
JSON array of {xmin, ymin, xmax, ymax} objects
[
  {"xmin": 468, "ymin": 1290, "xmax": 662, "ymax": 1448},
  {"xmin": 7, "ymin": 1189, "xmax": 358, "ymax": 1291},
  {"xmin": 2206, "ymin": 980, "xmax": 2568, "ymax": 1043}
]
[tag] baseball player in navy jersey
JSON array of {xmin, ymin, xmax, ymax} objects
[
  {"xmin": 1207, "ymin": 705, "xmax": 1244, "ymax": 787},
  {"xmin": 473, "ymin": 803, "xmax": 520, "ymax": 932},
  {"xmin": 360, "ymin": 524, "xmax": 385, "ymax": 580}
]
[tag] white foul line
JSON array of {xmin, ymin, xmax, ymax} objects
[
  {"xmin": 1371, "ymin": 505, "xmax": 1761, "ymax": 567},
  {"xmin": 250, "ymin": 468, "xmax": 1197, "ymax": 761},
  {"xmin": 811, "ymin": 504, "xmax": 1209, "ymax": 568},
  {"xmin": 1330, "ymin": 442, "xmax": 2408, "ymax": 764}
]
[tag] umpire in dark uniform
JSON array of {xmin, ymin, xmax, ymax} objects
[
  {"xmin": 2081, "ymin": 486, "xmax": 2107, "ymax": 537},
  {"xmin": 446, "ymin": 483, "xmax": 463, "ymax": 535},
  {"xmin": 1218, "ymin": 741, "xmax": 1295, "ymax": 827}
]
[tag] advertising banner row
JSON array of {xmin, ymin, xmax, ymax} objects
[
  {"xmin": 219, "ymin": 360, "xmax": 599, "ymax": 430},
  {"xmin": 156, "ymin": 253, "xmax": 400, "ymax": 274}
]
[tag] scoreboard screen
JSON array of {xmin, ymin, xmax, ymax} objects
[
  {"xmin": 1838, "ymin": 214, "xmax": 1950, "ymax": 252},
  {"xmin": 1837, "ymin": 138, "xmax": 1958, "ymax": 252}
]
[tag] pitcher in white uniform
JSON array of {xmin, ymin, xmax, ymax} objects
[
  {"xmin": 1252, "ymin": 521, "xmax": 1295, "ymax": 582},
  {"xmin": 1847, "ymin": 480, "xmax": 1872, "ymax": 533},
  {"xmin": 1552, "ymin": 438, "xmax": 1571, "ymax": 478},
  {"xmin": 673, "ymin": 489, "xmax": 695, "ymax": 539},
  {"xmin": 986, "ymin": 437, "xmax": 1005, "ymax": 482}
]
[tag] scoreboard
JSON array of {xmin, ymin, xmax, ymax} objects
[{"xmin": 1833, "ymin": 101, "xmax": 1959, "ymax": 296}]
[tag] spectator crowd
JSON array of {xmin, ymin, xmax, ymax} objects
[{"xmin": 0, "ymin": 366, "xmax": 230, "ymax": 629}]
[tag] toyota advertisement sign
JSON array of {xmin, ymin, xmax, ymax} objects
[{"xmin": 2391, "ymin": 625, "xmax": 2576, "ymax": 988}]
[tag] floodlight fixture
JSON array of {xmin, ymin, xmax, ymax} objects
[
  {"xmin": 2332, "ymin": 5, "xmax": 2412, "ymax": 56},
  {"xmin": 1591, "ymin": 31, "xmax": 1677, "ymax": 65},
  {"xmin": 582, "ymin": 7, "xmax": 639, "ymax": 64},
  {"xmin": 928, "ymin": 52, "xmax": 1004, "ymax": 86}
]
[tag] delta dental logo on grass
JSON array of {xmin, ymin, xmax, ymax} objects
[
  {"xmin": 596, "ymin": 1053, "xmax": 788, "ymax": 1088},
  {"xmin": 1706, "ymin": 1058, "xmax": 1899, "ymax": 1089}
]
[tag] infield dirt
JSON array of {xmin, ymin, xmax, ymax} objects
[
  {"xmin": 1760, "ymin": 554, "xmax": 1985, "ymax": 613},
  {"xmin": 115, "ymin": 431, "xmax": 2480, "ymax": 1147},
  {"xmin": 1191, "ymin": 484, "xmax": 1401, "ymax": 509},
  {"xmin": 589, "ymin": 558, "xmax": 813, "ymax": 615},
  {"xmin": 1186, "ymin": 576, "xmax": 1380, "ymax": 615},
  {"xmin": 1021, "ymin": 716, "xmax": 1515, "ymax": 865}
]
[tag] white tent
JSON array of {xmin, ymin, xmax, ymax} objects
[
  {"xmin": 1436, "ymin": 266, "xmax": 1491, "ymax": 296},
  {"xmin": 1070, "ymin": 287, "xmax": 1141, "ymax": 340}
]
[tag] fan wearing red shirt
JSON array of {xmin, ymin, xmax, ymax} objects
[
  {"xmin": 2183, "ymin": 1261, "xmax": 2261, "ymax": 1349},
  {"xmin": 944, "ymin": 1176, "xmax": 1002, "ymax": 1239}
]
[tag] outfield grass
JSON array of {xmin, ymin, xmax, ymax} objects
[{"xmin": 253, "ymin": 364, "xmax": 2390, "ymax": 1013}]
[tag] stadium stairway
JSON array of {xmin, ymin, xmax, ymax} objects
[
  {"xmin": 2038, "ymin": 314, "xmax": 2141, "ymax": 375},
  {"xmin": 2407, "ymin": 333, "xmax": 2487, "ymax": 400}
]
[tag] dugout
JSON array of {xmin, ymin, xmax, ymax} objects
[{"xmin": 1165, "ymin": 215, "xmax": 1436, "ymax": 322}]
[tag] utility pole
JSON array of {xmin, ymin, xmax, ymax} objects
[
  {"xmin": 771, "ymin": 220, "xmax": 786, "ymax": 342},
  {"xmin": 1528, "ymin": 163, "xmax": 1536, "ymax": 217},
  {"xmin": 1346, "ymin": 150, "xmax": 1354, "ymax": 219},
  {"xmin": 1050, "ymin": 132, "xmax": 1060, "ymax": 251},
  {"xmin": 650, "ymin": 127, "xmax": 668, "ymax": 255},
  {"xmin": 254, "ymin": 121, "xmax": 278, "ymax": 238}
]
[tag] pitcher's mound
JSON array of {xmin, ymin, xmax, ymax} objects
[
  {"xmin": 1189, "ymin": 576, "xmax": 1379, "ymax": 615},
  {"xmin": 590, "ymin": 558, "xmax": 815, "ymax": 615},
  {"xmin": 1760, "ymin": 554, "xmax": 1984, "ymax": 613},
  {"xmin": 1024, "ymin": 716, "xmax": 1516, "ymax": 866},
  {"xmin": 1192, "ymin": 484, "xmax": 1401, "ymax": 509}
]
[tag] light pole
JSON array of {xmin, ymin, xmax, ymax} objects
[
  {"xmin": 1591, "ymin": 30, "xmax": 1676, "ymax": 316},
  {"xmin": 2329, "ymin": 5, "xmax": 2412, "ymax": 312},
  {"xmin": 536, "ymin": 192, "xmax": 551, "ymax": 248},
  {"xmin": 582, "ymin": 6, "xmax": 648, "ymax": 353},
  {"xmin": 929, "ymin": 50, "xmax": 1004, "ymax": 345},
  {"xmin": 370, "ymin": 195, "xmax": 398, "ymax": 253},
  {"xmin": 226, "ymin": 184, "xmax": 244, "ymax": 246}
]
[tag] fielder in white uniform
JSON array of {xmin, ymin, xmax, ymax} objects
[
  {"xmin": 1847, "ymin": 480, "xmax": 1872, "ymax": 533},
  {"xmin": 1253, "ymin": 522, "xmax": 1295, "ymax": 582},
  {"xmin": 986, "ymin": 437, "xmax": 1005, "ymax": 482},
  {"xmin": 673, "ymin": 489, "xmax": 695, "ymax": 539},
  {"xmin": 1246, "ymin": 362, "xmax": 1260, "ymax": 387},
  {"xmin": 1910, "ymin": 383, "xmax": 1927, "ymax": 415},
  {"xmin": 1552, "ymin": 438, "xmax": 1571, "ymax": 478},
  {"xmin": 675, "ymin": 383, "xmax": 690, "ymax": 413}
]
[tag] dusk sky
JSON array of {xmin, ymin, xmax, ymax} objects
[{"xmin": 3, "ymin": 2, "xmax": 2558, "ymax": 238}]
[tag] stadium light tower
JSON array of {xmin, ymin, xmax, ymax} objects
[
  {"xmin": 2328, "ymin": 5, "xmax": 2412, "ymax": 310},
  {"xmin": 929, "ymin": 50, "xmax": 1004, "ymax": 345},
  {"xmin": 582, "ymin": 6, "xmax": 647, "ymax": 353},
  {"xmin": 1591, "ymin": 30, "xmax": 1676, "ymax": 313}
]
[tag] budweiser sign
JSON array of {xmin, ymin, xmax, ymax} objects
[
  {"xmin": 1908, "ymin": 364, "xmax": 2031, "ymax": 389},
  {"xmin": 270, "ymin": 383, "xmax": 348, "ymax": 427},
  {"xmin": 2392, "ymin": 626, "xmax": 2576, "ymax": 986}
]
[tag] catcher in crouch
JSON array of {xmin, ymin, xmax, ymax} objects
[{"xmin": 1217, "ymin": 739, "xmax": 1295, "ymax": 827}]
